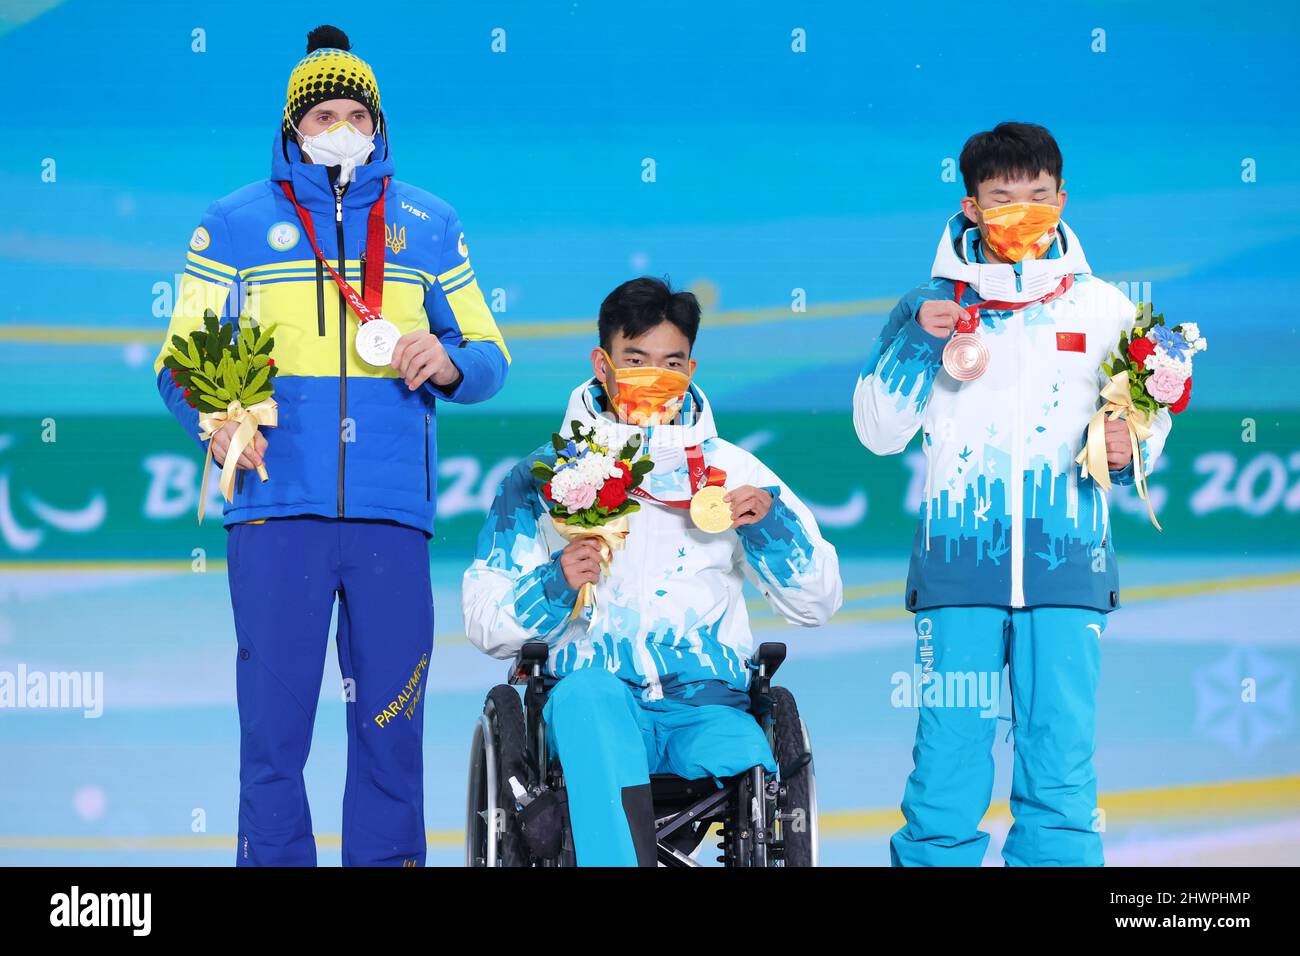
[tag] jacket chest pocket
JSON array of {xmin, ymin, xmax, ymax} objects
[{"xmin": 311, "ymin": 265, "xmax": 429, "ymax": 338}]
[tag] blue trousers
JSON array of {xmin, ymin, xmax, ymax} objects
[
  {"xmin": 226, "ymin": 516, "xmax": 433, "ymax": 866},
  {"xmin": 544, "ymin": 667, "xmax": 777, "ymax": 866},
  {"xmin": 890, "ymin": 605, "xmax": 1105, "ymax": 867}
]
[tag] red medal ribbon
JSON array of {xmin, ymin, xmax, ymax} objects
[
  {"xmin": 628, "ymin": 445, "xmax": 726, "ymax": 510},
  {"xmin": 951, "ymin": 273, "xmax": 1075, "ymax": 333},
  {"xmin": 279, "ymin": 177, "xmax": 389, "ymax": 324}
]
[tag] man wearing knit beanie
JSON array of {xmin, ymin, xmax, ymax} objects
[{"xmin": 153, "ymin": 25, "xmax": 511, "ymax": 867}]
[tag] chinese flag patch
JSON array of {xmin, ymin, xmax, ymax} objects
[{"xmin": 1056, "ymin": 331, "xmax": 1086, "ymax": 353}]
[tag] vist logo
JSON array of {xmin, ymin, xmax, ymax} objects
[
  {"xmin": 386, "ymin": 222, "xmax": 407, "ymax": 254},
  {"xmin": 400, "ymin": 200, "xmax": 429, "ymax": 221},
  {"xmin": 189, "ymin": 226, "xmax": 210, "ymax": 252},
  {"xmin": 457, "ymin": 231, "xmax": 468, "ymax": 259},
  {"xmin": 266, "ymin": 221, "xmax": 300, "ymax": 252}
]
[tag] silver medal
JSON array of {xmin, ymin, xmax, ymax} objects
[{"xmin": 355, "ymin": 318, "xmax": 400, "ymax": 367}]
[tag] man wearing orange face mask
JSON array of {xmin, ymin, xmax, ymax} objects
[
  {"xmin": 463, "ymin": 277, "xmax": 843, "ymax": 866},
  {"xmin": 854, "ymin": 123, "xmax": 1173, "ymax": 866}
]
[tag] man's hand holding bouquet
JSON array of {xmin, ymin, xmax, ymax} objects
[
  {"xmin": 1077, "ymin": 303, "xmax": 1207, "ymax": 529},
  {"xmin": 163, "ymin": 309, "xmax": 279, "ymax": 521},
  {"xmin": 531, "ymin": 421, "xmax": 653, "ymax": 624}
]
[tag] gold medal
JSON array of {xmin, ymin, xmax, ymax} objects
[{"xmin": 689, "ymin": 485, "xmax": 733, "ymax": 533}]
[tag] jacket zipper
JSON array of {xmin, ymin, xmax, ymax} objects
[
  {"xmin": 1099, "ymin": 484, "xmax": 1109, "ymax": 548},
  {"xmin": 335, "ymin": 182, "xmax": 347, "ymax": 518},
  {"xmin": 1010, "ymin": 313, "xmax": 1026, "ymax": 607},
  {"xmin": 922, "ymin": 429, "xmax": 933, "ymax": 551},
  {"xmin": 315, "ymin": 259, "xmax": 325, "ymax": 336},
  {"xmin": 424, "ymin": 413, "xmax": 431, "ymax": 500}
]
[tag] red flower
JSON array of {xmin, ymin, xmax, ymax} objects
[
  {"xmin": 1170, "ymin": 376, "xmax": 1192, "ymax": 414},
  {"xmin": 541, "ymin": 482, "xmax": 553, "ymax": 502},
  {"xmin": 268, "ymin": 359, "xmax": 276, "ymax": 367},
  {"xmin": 1127, "ymin": 335, "xmax": 1155, "ymax": 370},
  {"xmin": 597, "ymin": 476, "xmax": 627, "ymax": 510},
  {"xmin": 615, "ymin": 460, "xmax": 633, "ymax": 486},
  {"xmin": 182, "ymin": 388, "xmax": 191, "ymax": 398}
]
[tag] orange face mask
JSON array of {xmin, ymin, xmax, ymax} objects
[
  {"xmin": 598, "ymin": 348, "xmax": 694, "ymax": 425},
  {"xmin": 970, "ymin": 199, "xmax": 1062, "ymax": 263}
]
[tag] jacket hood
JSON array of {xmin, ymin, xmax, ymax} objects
[
  {"xmin": 931, "ymin": 211, "xmax": 1091, "ymax": 302},
  {"xmin": 561, "ymin": 377, "xmax": 718, "ymax": 477},
  {"xmin": 269, "ymin": 124, "xmax": 395, "ymax": 214}
]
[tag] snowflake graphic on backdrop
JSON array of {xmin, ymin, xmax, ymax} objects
[{"xmin": 1192, "ymin": 646, "xmax": 1294, "ymax": 755}]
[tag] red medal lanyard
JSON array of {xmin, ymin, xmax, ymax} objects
[
  {"xmin": 279, "ymin": 177, "xmax": 389, "ymax": 324},
  {"xmin": 951, "ymin": 273, "xmax": 1075, "ymax": 333},
  {"xmin": 628, "ymin": 446, "xmax": 726, "ymax": 509}
]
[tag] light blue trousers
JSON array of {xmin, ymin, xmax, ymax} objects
[
  {"xmin": 890, "ymin": 605, "xmax": 1106, "ymax": 867},
  {"xmin": 544, "ymin": 667, "xmax": 777, "ymax": 866}
]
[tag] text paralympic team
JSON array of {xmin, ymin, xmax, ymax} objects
[{"xmin": 153, "ymin": 32, "xmax": 1172, "ymax": 868}]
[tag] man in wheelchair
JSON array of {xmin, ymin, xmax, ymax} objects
[{"xmin": 462, "ymin": 278, "xmax": 842, "ymax": 866}]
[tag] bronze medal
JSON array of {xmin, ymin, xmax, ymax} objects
[{"xmin": 942, "ymin": 331, "xmax": 989, "ymax": 381}]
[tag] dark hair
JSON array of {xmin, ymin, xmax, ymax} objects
[
  {"xmin": 597, "ymin": 277, "xmax": 701, "ymax": 352},
  {"xmin": 959, "ymin": 122, "xmax": 1063, "ymax": 197}
]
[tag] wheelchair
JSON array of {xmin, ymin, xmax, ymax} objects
[{"xmin": 466, "ymin": 640, "xmax": 818, "ymax": 867}]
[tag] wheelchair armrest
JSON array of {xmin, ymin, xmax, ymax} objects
[
  {"xmin": 509, "ymin": 641, "xmax": 551, "ymax": 685},
  {"xmin": 747, "ymin": 642, "xmax": 787, "ymax": 715},
  {"xmin": 750, "ymin": 642, "xmax": 786, "ymax": 680}
]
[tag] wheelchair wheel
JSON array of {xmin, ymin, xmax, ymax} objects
[
  {"xmin": 770, "ymin": 686, "xmax": 818, "ymax": 867},
  {"xmin": 465, "ymin": 684, "xmax": 530, "ymax": 867}
]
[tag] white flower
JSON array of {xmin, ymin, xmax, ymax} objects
[
  {"xmin": 589, "ymin": 419, "xmax": 620, "ymax": 450},
  {"xmin": 1148, "ymin": 346, "xmax": 1192, "ymax": 377},
  {"xmin": 1181, "ymin": 322, "xmax": 1200, "ymax": 343},
  {"xmin": 1195, "ymin": 337, "xmax": 1208, "ymax": 352}
]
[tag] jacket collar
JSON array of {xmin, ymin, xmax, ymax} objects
[
  {"xmin": 269, "ymin": 127, "xmax": 395, "ymax": 215},
  {"xmin": 932, "ymin": 211, "xmax": 1091, "ymax": 302}
]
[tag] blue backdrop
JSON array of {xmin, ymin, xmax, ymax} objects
[{"xmin": 1, "ymin": 1, "xmax": 1297, "ymax": 866}]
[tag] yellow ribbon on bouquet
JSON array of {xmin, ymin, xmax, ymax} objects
[
  {"xmin": 1075, "ymin": 371, "xmax": 1161, "ymax": 531},
  {"xmin": 196, "ymin": 398, "xmax": 278, "ymax": 523},
  {"xmin": 550, "ymin": 514, "xmax": 630, "ymax": 624}
]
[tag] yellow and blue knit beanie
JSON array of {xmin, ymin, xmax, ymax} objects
[{"xmin": 283, "ymin": 25, "xmax": 381, "ymax": 135}]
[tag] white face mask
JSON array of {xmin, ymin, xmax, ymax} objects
[{"xmin": 296, "ymin": 120, "xmax": 375, "ymax": 184}]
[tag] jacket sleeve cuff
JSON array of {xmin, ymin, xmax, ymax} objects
[
  {"xmin": 896, "ymin": 311, "xmax": 948, "ymax": 364},
  {"xmin": 157, "ymin": 369, "xmax": 207, "ymax": 450},
  {"xmin": 422, "ymin": 340, "xmax": 507, "ymax": 404},
  {"xmin": 734, "ymin": 485, "xmax": 787, "ymax": 541},
  {"xmin": 539, "ymin": 550, "xmax": 580, "ymax": 607},
  {"xmin": 1108, "ymin": 439, "xmax": 1148, "ymax": 486},
  {"xmin": 427, "ymin": 353, "xmax": 466, "ymax": 397}
]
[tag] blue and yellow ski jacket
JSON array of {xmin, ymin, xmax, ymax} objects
[{"xmin": 154, "ymin": 127, "xmax": 510, "ymax": 534}]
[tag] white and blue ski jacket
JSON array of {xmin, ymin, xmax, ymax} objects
[
  {"xmin": 854, "ymin": 213, "xmax": 1173, "ymax": 613},
  {"xmin": 463, "ymin": 380, "xmax": 843, "ymax": 705}
]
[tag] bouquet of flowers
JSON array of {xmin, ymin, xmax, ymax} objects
[
  {"xmin": 1076, "ymin": 302, "xmax": 1208, "ymax": 529},
  {"xmin": 530, "ymin": 420, "xmax": 654, "ymax": 622},
  {"xmin": 163, "ymin": 309, "xmax": 279, "ymax": 522}
]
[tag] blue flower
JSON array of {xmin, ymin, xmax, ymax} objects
[
  {"xmin": 563, "ymin": 440, "xmax": 579, "ymax": 458},
  {"xmin": 1150, "ymin": 324, "xmax": 1189, "ymax": 360}
]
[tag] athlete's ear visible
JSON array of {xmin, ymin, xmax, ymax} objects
[{"xmin": 591, "ymin": 347, "xmax": 610, "ymax": 385}]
